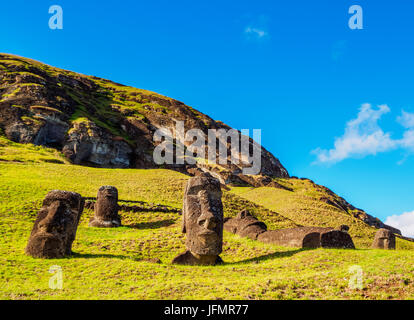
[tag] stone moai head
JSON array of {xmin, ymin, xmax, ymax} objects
[
  {"xmin": 224, "ymin": 210, "xmax": 267, "ymax": 240},
  {"xmin": 182, "ymin": 175, "xmax": 224, "ymax": 256},
  {"xmin": 89, "ymin": 186, "xmax": 121, "ymax": 227},
  {"xmin": 372, "ymin": 228, "xmax": 396, "ymax": 249},
  {"xmin": 25, "ymin": 190, "xmax": 84, "ymax": 258}
]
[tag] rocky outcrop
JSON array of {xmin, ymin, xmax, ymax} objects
[
  {"xmin": 0, "ymin": 53, "xmax": 288, "ymax": 183},
  {"xmin": 63, "ymin": 120, "xmax": 132, "ymax": 168}
]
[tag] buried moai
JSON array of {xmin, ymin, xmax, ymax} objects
[
  {"xmin": 89, "ymin": 186, "xmax": 121, "ymax": 228},
  {"xmin": 25, "ymin": 190, "xmax": 84, "ymax": 258},
  {"xmin": 224, "ymin": 210, "xmax": 355, "ymax": 249},
  {"xmin": 372, "ymin": 228, "xmax": 396, "ymax": 249},
  {"xmin": 172, "ymin": 174, "xmax": 224, "ymax": 266}
]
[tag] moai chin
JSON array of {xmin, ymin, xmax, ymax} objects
[
  {"xmin": 25, "ymin": 190, "xmax": 84, "ymax": 258},
  {"xmin": 89, "ymin": 186, "xmax": 121, "ymax": 228},
  {"xmin": 372, "ymin": 228, "xmax": 396, "ymax": 249},
  {"xmin": 172, "ymin": 174, "xmax": 224, "ymax": 266}
]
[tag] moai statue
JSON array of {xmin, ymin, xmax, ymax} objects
[
  {"xmin": 89, "ymin": 186, "xmax": 121, "ymax": 228},
  {"xmin": 224, "ymin": 210, "xmax": 267, "ymax": 240},
  {"xmin": 172, "ymin": 174, "xmax": 224, "ymax": 266},
  {"xmin": 336, "ymin": 225, "xmax": 350, "ymax": 233},
  {"xmin": 372, "ymin": 228, "xmax": 396, "ymax": 249},
  {"xmin": 25, "ymin": 190, "xmax": 84, "ymax": 258}
]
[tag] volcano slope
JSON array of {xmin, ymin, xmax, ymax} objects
[
  {"xmin": 1, "ymin": 121, "xmax": 414, "ymax": 300},
  {"xmin": 0, "ymin": 54, "xmax": 413, "ymax": 300}
]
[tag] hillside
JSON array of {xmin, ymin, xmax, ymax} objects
[
  {"xmin": 1, "ymin": 54, "xmax": 414, "ymax": 300},
  {"xmin": 0, "ymin": 139, "xmax": 414, "ymax": 299},
  {"xmin": 0, "ymin": 53, "xmax": 288, "ymax": 186},
  {"xmin": 0, "ymin": 53, "xmax": 402, "ymax": 234}
]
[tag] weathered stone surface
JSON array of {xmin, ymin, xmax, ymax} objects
[
  {"xmin": 372, "ymin": 228, "xmax": 396, "ymax": 249},
  {"xmin": 223, "ymin": 210, "xmax": 267, "ymax": 240},
  {"xmin": 172, "ymin": 174, "xmax": 224, "ymax": 265},
  {"xmin": 89, "ymin": 186, "xmax": 121, "ymax": 228},
  {"xmin": 224, "ymin": 212, "xmax": 356, "ymax": 249},
  {"xmin": 25, "ymin": 190, "xmax": 84, "ymax": 258},
  {"xmin": 63, "ymin": 121, "xmax": 132, "ymax": 168},
  {"xmin": 0, "ymin": 53, "xmax": 290, "ymax": 185},
  {"xmin": 320, "ymin": 230, "xmax": 355, "ymax": 249},
  {"xmin": 257, "ymin": 228, "xmax": 322, "ymax": 248}
]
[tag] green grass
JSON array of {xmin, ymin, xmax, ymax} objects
[
  {"xmin": 0, "ymin": 139, "xmax": 413, "ymax": 299},
  {"xmin": 230, "ymin": 180, "xmax": 414, "ymax": 250},
  {"xmin": 0, "ymin": 135, "xmax": 68, "ymax": 165},
  {"xmin": 1, "ymin": 56, "xmax": 414, "ymax": 299}
]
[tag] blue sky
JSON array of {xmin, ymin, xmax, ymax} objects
[{"xmin": 1, "ymin": 0, "xmax": 414, "ymax": 235}]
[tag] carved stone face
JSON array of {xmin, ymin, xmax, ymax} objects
[
  {"xmin": 89, "ymin": 186, "xmax": 121, "ymax": 227},
  {"xmin": 372, "ymin": 229, "xmax": 395, "ymax": 249},
  {"xmin": 182, "ymin": 176, "xmax": 223, "ymax": 256},
  {"xmin": 25, "ymin": 190, "xmax": 84, "ymax": 258},
  {"xmin": 95, "ymin": 186, "xmax": 119, "ymax": 220}
]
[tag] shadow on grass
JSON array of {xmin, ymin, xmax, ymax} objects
[
  {"xmin": 71, "ymin": 252, "xmax": 131, "ymax": 260},
  {"xmin": 226, "ymin": 248, "xmax": 314, "ymax": 265},
  {"xmin": 125, "ymin": 219, "xmax": 177, "ymax": 230}
]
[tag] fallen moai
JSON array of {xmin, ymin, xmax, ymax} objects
[
  {"xmin": 172, "ymin": 174, "xmax": 224, "ymax": 266},
  {"xmin": 223, "ymin": 209, "xmax": 267, "ymax": 240},
  {"xmin": 89, "ymin": 186, "xmax": 121, "ymax": 228},
  {"xmin": 224, "ymin": 211, "xmax": 355, "ymax": 249},
  {"xmin": 372, "ymin": 228, "xmax": 396, "ymax": 249},
  {"xmin": 25, "ymin": 190, "xmax": 84, "ymax": 258}
]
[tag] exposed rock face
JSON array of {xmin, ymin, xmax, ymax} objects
[
  {"xmin": 372, "ymin": 228, "xmax": 396, "ymax": 249},
  {"xmin": 172, "ymin": 174, "xmax": 224, "ymax": 265},
  {"xmin": 63, "ymin": 121, "xmax": 132, "ymax": 168},
  {"xmin": 223, "ymin": 210, "xmax": 267, "ymax": 240},
  {"xmin": 224, "ymin": 211, "xmax": 355, "ymax": 249},
  {"xmin": 89, "ymin": 186, "xmax": 121, "ymax": 228},
  {"xmin": 25, "ymin": 190, "xmax": 84, "ymax": 258},
  {"xmin": 0, "ymin": 53, "xmax": 289, "ymax": 185}
]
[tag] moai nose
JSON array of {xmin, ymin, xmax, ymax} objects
[
  {"xmin": 198, "ymin": 213, "xmax": 218, "ymax": 230},
  {"xmin": 39, "ymin": 201, "xmax": 64, "ymax": 232}
]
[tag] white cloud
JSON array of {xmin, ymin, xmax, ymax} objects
[
  {"xmin": 398, "ymin": 111, "xmax": 414, "ymax": 151},
  {"xmin": 385, "ymin": 211, "xmax": 414, "ymax": 238},
  {"xmin": 313, "ymin": 104, "xmax": 398, "ymax": 164},
  {"xmin": 400, "ymin": 129, "xmax": 414, "ymax": 150},
  {"xmin": 397, "ymin": 110, "xmax": 414, "ymax": 128},
  {"xmin": 244, "ymin": 26, "xmax": 267, "ymax": 39}
]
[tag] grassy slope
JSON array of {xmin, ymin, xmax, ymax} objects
[
  {"xmin": 230, "ymin": 180, "xmax": 414, "ymax": 249},
  {"xmin": 0, "ymin": 138, "xmax": 414, "ymax": 299},
  {"xmin": 0, "ymin": 53, "xmax": 204, "ymax": 148}
]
